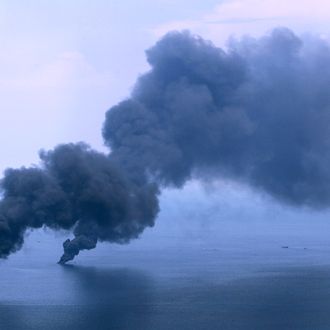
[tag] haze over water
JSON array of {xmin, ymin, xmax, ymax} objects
[
  {"xmin": 2, "ymin": 2, "xmax": 330, "ymax": 329},
  {"xmin": 2, "ymin": 210, "xmax": 330, "ymax": 330}
]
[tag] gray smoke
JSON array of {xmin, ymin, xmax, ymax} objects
[
  {"xmin": 104, "ymin": 28, "xmax": 330, "ymax": 207},
  {"xmin": 0, "ymin": 143, "xmax": 159, "ymax": 262},
  {"xmin": 1, "ymin": 28, "xmax": 330, "ymax": 263}
]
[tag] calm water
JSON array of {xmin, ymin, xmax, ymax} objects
[{"xmin": 2, "ymin": 226, "xmax": 330, "ymax": 330}]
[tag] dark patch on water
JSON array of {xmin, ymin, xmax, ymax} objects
[{"xmin": 2, "ymin": 265, "xmax": 330, "ymax": 329}]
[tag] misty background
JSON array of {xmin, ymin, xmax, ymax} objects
[
  {"xmin": 2, "ymin": 0, "xmax": 330, "ymax": 257},
  {"xmin": 2, "ymin": 2, "xmax": 330, "ymax": 329}
]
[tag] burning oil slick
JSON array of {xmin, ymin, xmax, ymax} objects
[
  {"xmin": 0, "ymin": 144, "xmax": 159, "ymax": 263},
  {"xmin": 1, "ymin": 28, "xmax": 330, "ymax": 263}
]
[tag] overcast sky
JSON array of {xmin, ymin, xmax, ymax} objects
[
  {"xmin": 0, "ymin": 0, "xmax": 219, "ymax": 171},
  {"xmin": 2, "ymin": 0, "xmax": 330, "ymax": 171},
  {"xmin": 1, "ymin": 0, "xmax": 330, "ymax": 226}
]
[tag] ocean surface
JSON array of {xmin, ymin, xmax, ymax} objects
[{"xmin": 2, "ymin": 221, "xmax": 330, "ymax": 330}]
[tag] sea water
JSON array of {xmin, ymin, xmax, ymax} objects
[{"xmin": 1, "ymin": 221, "xmax": 330, "ymax": 330}]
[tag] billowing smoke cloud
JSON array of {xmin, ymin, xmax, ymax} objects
[
  {"xmin": 1, "ymin": 27, "xmax": 330, "ymax": 262},
  {"xmin": 0, "ymin": 144, "xmax": 159, "ymax": 262},
  {"xmin": 104, "ymin": 28, "xmax": 330, "ymax": 207}
]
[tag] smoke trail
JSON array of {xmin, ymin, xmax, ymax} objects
[{"xmin": 1, "ymin": 27, "xmax": 330, "ymax": 262}]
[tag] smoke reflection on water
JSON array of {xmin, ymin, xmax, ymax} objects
[
  {"xmin": 2, "ymin": 265, "xmax": 330, "ymax": 329},
  {"xmin": 2, "ymin": 228, "xmax": 330, "ymax": 329},
  {"xmin": 0, "ymin": 265, "xmax": 154, "ymax": 330}
]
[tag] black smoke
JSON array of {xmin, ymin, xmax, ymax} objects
[
  {"xmin": 1, "ymin": 28, "xmax": 330, "ymax": 262},
  {"xmin": 0, "ymin": 143, "xmax": 159, "ymax": 262},
  {"xmin": 104, "ymin": 28, "xmax": 330, "ymax": 207}
]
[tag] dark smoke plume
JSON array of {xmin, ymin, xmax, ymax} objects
[
  {"xmin": 104, "ymin": 28, "xmax": 330, "ymax": 206},
  {"xmin": 1, "ymin": 28, "xmax": 330, "ymax": 262},
  {"xmin": 0, "ymin": 143, "xmax": 159, "ymax": 262}
]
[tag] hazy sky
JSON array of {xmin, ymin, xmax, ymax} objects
[
  {"xmin": 1, "ymin": 0, "xmax": 330, "ymax": 225},
  {"xmin": 2, "ymin": 0, "xmax": 330, "ymax": 172},
  {"xmin": 0, "ymin": 0, "xmax": 219, "ymax": 171}
]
